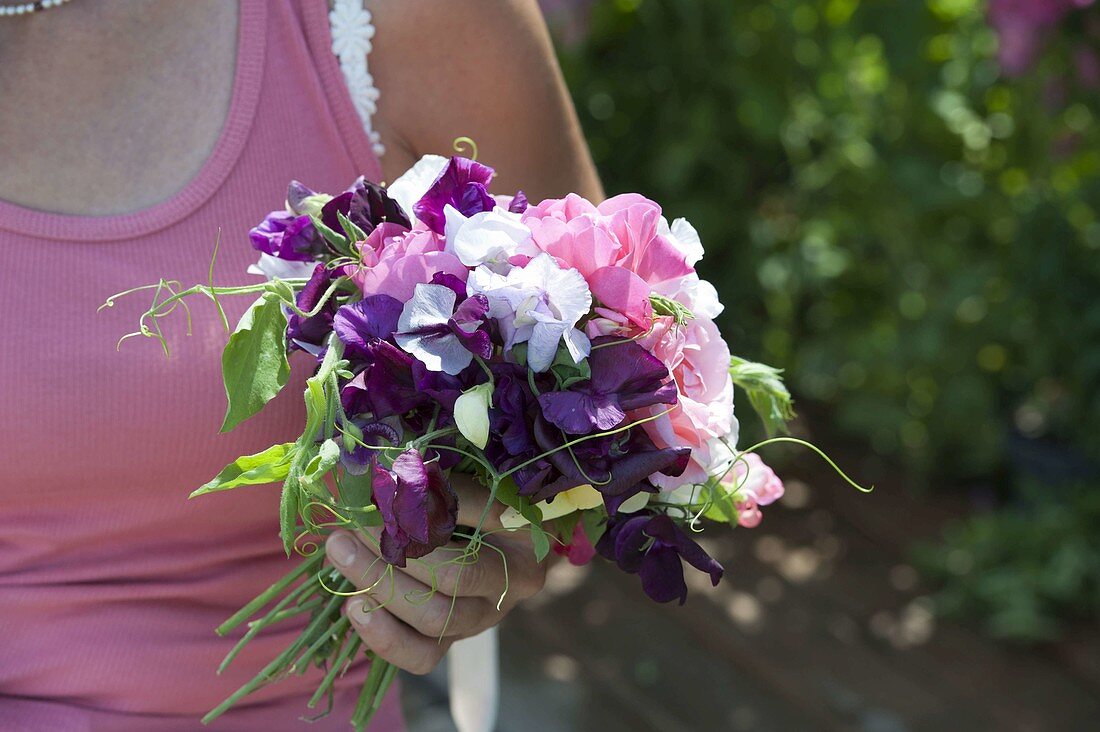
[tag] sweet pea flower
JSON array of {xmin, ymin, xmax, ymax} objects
[
  {"xmin": 320, "ymin": 175, "xmax": 410, "ymax": 235},
  {"xmin": 454, "ymin": 381, "xmax": 494, "ymax": 449},
  {"xmin": 596, "ymin": 511, "xmax": 724, "ymax": 604},
  {"xmin": 467, "ymin": 252, "xmax": 592, "ymax": 372},
  {"xmin": 395, "ymin": 283, "xmax": 492, "ymax": 375},
  {"xmin": 521, "ymin": 193, "xmax": 697, "ymax": 330},
  {"xmin": 247, "ymin": 253, "xmax": 317, "ymax": 281},
  {"xmin": 413, "ymin": 157, "xmax": 496, "ymax": 234},
  {"xmin": 372, "ymin": 450, "xmax": 458, "ymax": 567},
  {"xmin": 537, "ymin": 337, "xmax": 678, "ymax": 434},
  {"xmin": 386, "ymin": 154, "xmax": 450, "ymax": 221},
  {"xmin": 249, "ymin": 210, "xmax": 320, "ymax": 262},
  {"xmin": 553, "ymin": 522, "xmax": 597, "ymax": 566},
  {"xmin": 343, "ymin": 222, "xmax": 468, "ymax": 303},
  {"xmin": 285, "ymin": 264, "xmax": 337, "ymax": 355},
  {"xmin": 729, "ymin": 452, "xmax": 785, "ymax": 529},
  {"xmin": 444, "ymin": 204, "xmax": 536, "ymax": 267},
  {"xmin": 633, "ymin": 316, "xmax": 738, "ymax": 490},
  {"xmin": 500, "ymin": 483, "xmax": 605, "ymax": 530}
]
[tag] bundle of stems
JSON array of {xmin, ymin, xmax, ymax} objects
[{"xmin": 203, "ymin": 551, "xmax": 397, "ymax": 730}]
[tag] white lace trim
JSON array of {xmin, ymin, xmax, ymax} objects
[{"xmin": 329, "ymin": 0, "xmax": 384, "ymax": 158}]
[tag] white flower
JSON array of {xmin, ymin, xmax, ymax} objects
[
  {"xmin": 386, "ymin": 154, "xmax": 449, "ymax": 221},
  {"xmin": 676, "ymin": 274, "xmax": 723, "ymax": 319},
  {"xmin": 454, "ymin": 382, "xmax": 493, "ymax": 449},
  {"xmin": 467, "ymin": 253, "xmax": 592, "ymax": 372},
  {"xmin": 247, "ymin": 253, "xmax": 317, "ymax": 281},
  {"xmin": 444, "ymin": 204, "xmax": 534, "ymax": 267},
  {"xmin": 395, "ymin": 283, "xmax": 472, "ymax": 375},
  {"xmin": 659, "ymin": 216, "xmax": 705, "ymax": 266}
]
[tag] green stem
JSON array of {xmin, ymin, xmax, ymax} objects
[
  {"xmin": 308, "ymin": 635, "xmax": 362, "ymax": 709},
  {"xmin": 202, "ymin": 581, "xmax": 348, "ymax": 725},
  {"xmin": 215, "ymin": 552, "xmax": 323, "ymax": 636}
]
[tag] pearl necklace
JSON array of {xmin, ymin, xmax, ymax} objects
[{"xmin": 0, "ymin": 0, "xmax": 73, "ymax": 16}]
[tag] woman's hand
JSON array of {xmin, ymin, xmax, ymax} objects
[{"xmin": 324, "ymin": 475, "xmax": 547, "ymax": 675}]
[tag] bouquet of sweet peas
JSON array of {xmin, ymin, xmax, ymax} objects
[{"xmin": 108, "ymin": 145, "xmax": 863, "ymax": 729}]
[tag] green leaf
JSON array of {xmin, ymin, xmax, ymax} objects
[
  {"xmin": 729, "ymin": 356, "xmax": 796, "ymax": 436},
  {"xmin": 551, "ymin": 346, "xmax": 591, "ymax": 389},
  {"xmin": 300, "ymin": 438, "xmax": 342, "ymax": 494},
  {"xmin": 581, "ymin": 506, "xmax": 608, "ymax": 546},
  {"xmin": 309, "ymin": 213, "xmax": 349, "ymax": 255},
  {"xmin": 280, "ymin": 460, "xmax": 304, "ymax": 556},
  {"xmin": 190, "ymin": 443, "xmax": 297, "ymax": 498},
  {"xmin": 495, "ymin": 478, "xmax": 551, "ymax": 561},
  {"xmin": 338, "ymin": 469, "xmax": 374, "ymax": 514},
  {"xmin": 337, "ymin": 210, "xmax": 368, "ymax": 242},
  {"xmin": 220, "ymin": 293, "xmax": 291, "ymax": 433}
]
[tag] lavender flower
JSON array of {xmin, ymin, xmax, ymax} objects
[{"xmin": 395, "ymin": 283, "xmax": 491, "ymax": 375}]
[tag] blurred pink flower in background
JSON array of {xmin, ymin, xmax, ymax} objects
[{"xmin": 988, "ymin": 0, "xmax": 1097, "ymax": 76}]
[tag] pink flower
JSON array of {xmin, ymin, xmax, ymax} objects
[
  {"xmin": 522, "ymin": 193, "xmax": 695, "ymax": 327},
  {"xmin": 552, "ymin": 521, "xmax": 597, "ymax": 566},
  {"xmin": 728, "ymin": 453, "xmax": 784, "ymax": 529},
  {"xmin": 631, "ymin": 316, "xmax": 737, "ymax": 489},
  {"xmin": 343, "ymin": 222, "xmax": 468, "ymax": 302},
  {"xmin": 988, "ymin": 0, "xmax": 1097, "ymax": 76}
]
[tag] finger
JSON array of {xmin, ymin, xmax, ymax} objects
[
  {"xmin": 345, "ymin": 599, "xmax": 452, "ymax": 675},
  {"xmin": 450, "ymin": 473, "xmax": 505, "ymax": 531},
  {"xmin": 389, "ymin": 533, "xmax": 546, "ymax": 603},
  {"xmin": 326, "ymin": 531, "xmax": 495, "ymax": 638}
]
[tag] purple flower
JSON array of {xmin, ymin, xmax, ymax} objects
[
  {"xmin": 596, "ymin": 511, "xmax": 723, "ymax": 604},
  {"xmin": 286, "ymin": 265, "xmax": 336, "ymax": 354},
  {"xmin": 286, "ymin": 180, "xmax": 319, "ymax": 214},
  {"xmin": 321, "ymin": 176, "xmax": 411, "ymax": 236},
  {"xmin": 508, "ymin": 190, "xmax": 530, "ymax": 214},
  {"xmin": 340, "ymin": 419, "xmax": 401, "ymax": 476},
  {"xmin": 249, "ymin": 210, "xmax": 321, "ymax": 262},
  {"xmin": 519, "ymin": 417, "xmax": 689, "ymax": 502},
  {"xmin": 414, "ymin": 157, "xmax": 496, "ymax": 234},
  {"xmin": 538, "ymin": 338, "xmax": 679, "ymax": 434},
  {"xmin": 372, "ymin": 450, "xmax": 458, "ymax": 566},
  {"xmin": 340, "ymin": 340, "xmax": 427, "ymax": 419},
  {"xmin": 334, "ymin": 295, "xmax": 404, "ymax": 360}
]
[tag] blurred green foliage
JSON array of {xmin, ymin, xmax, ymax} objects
[
  {"xmin": 551, "ymin": 0, "xmax": 1100, "ymax": 480},
  {"xmin": 913, "ymin": 482, "xmax": 1100, "ymax": 642}
]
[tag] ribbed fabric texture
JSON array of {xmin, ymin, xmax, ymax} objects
[{"xmin": 0, "ymin": 2, "xmax": 401, "ymax": 729}]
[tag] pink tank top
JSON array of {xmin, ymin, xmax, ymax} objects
[{"xmin": 0, "ymin": 2, "xmax": 404, "ymax": 729}]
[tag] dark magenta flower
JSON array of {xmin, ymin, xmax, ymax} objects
[
  {"xmin": 518, "ymin": 417, "xmax": 689, "ymax": 502},
  {"xmin": 249, "ymin": 210, "xmax": 321, "ymax": 262},
  {"xmin": 286, "ymin": 265, "xmax": 336, "ymax": 354},
  {"xmin": 372, "ymin": 450, "xmax": 458, "ymax": 567},
  {"xmin": 537, "ymin": 338, "xmax": 678, "ymax": 434},
  {"xmin": 340, "ymin": 340, "xmax": 427, "ymax": 419},
  {"xmin": 413, "ymin": 157, "xmax": 496, "ymax": 234},
  {"xmin": 321, "ymin": 176, "xmax": 411, "ymax": 236},
  {"xmin": 339, "ymin": 419, "xmax": 401, "ymax": 476},
  {"xmin": 597, "ymin": 511, "xmax": 724, "ymax": 604}
]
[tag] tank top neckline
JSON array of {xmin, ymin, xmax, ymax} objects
[{"xmin": 0, "ymin": 0, "xmax": 267, "ymax": 243}]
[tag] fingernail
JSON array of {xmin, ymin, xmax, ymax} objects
[
  {"xmin": 327, "ymin": 533, "xmax": 359, "ymax": 568},
  {"xmin": 347, "ymin": 598, "xmax": 372, "ymax": 625}
]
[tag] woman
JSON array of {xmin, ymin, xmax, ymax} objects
[{"xmin": 0, "ymin": 0, "xmax": 602, "ymax": 729}]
